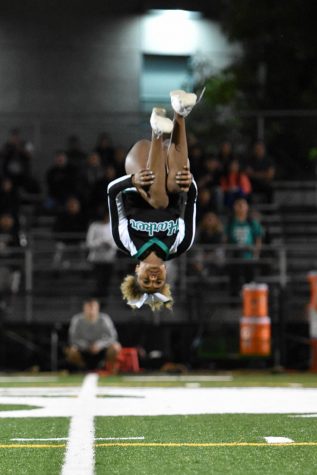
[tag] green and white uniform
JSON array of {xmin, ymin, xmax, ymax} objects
[{"xmin": 107, "ymin": 174, "xmax": 197, "ymax": 261}]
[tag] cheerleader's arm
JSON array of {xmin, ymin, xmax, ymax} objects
[
  {"xmin": 170, "ymin": 179, "xmax": 197, "ymax": 258},
  {"xmin": 107, "ymin": 175, "xmax": 134, "ymax": 254}
]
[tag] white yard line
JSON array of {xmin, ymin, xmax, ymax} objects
[
  {"xmin": 12, "ymin": 436, "xmax": 144, "ymax": 442},
  {"xmin": 61, "ymin": 373, "xmax": 98, "ymax": 475},
  {"xmin": 12, "ymin": 437, "xmax": 68, "ymax": 441}
]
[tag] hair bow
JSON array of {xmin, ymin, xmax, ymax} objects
[{"xmin": 128, "ymin": 292, "xmax": 171, "ymax": 309}]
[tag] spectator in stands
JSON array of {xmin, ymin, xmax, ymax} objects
[
  {"xmin": 0, "ymin": 212, "xmax": 20, "ymax": 249},
  {"xmin": 194, "ymin": 211, "xmax": 225, "ymax": 276},
  {"xmin": 65, "ymin": 134, "xmax": 87, "ymax": 170},
  {"xmin": 220, "ymin": 158, "xmax": 252, "ymax": 208},
  {"xmin": 0, "ymin": 177, "xmax": 20, "ymax": 217},
  {"xmin": 54, "ymin": 196, "xmax": 87, "ymax": 244},
  {"xmin": 112, "ymin": 146, "xmax": 127, "ymax": 177},
  {"xmin": 53, "ymin": 196, "xmax": 87, "ymax": 268},
  {"xmin": 196, "ymin": 188, "xmax": 214, "ymax": 222},
  {"xmin": 197, "ymin": 153, "xmax": 223, "ymax": 211},
  {"xmin": 65, "ymin": 297, "xmax": 121, "ymax": 371},
  {"xmin": 79, "ymin": 152, "xmax": 104, "ymax": 204},
  {"xmin": 198, "ymin": 211, "xmax": 224, "ymax": 245},
  {"xmin": 0, "ymin": 212, "xmax": 21, "ymax": 299},
  {"xmin": 86, "ymin": 207, "xmax": 117, "ymax": 297},
  {"xmin": 1, "ymin": 128, "xmax": 32, "ymax": 190},
  {"xmin": 46, "ymin": 151, "xmax": 78, "ymax": 210},
  {"xmin": 245, "ymin": 141, "xmax": 275, "ymax": 203},
  {"xmin": 95, "ymin": 133, "xmax": 115, "ymax": 167},
  {"xmin": 225, "ymin": 197, "xmax": 263, "ymax": 297},
  {"xmin": 188, "ymin": 143, "xmax": 206, "ymax": 180},
  {"xmin": 88, "ymin": 164, "xmax": 117, "ymax": 217},
  {"xmin": 218, "ymin": 140, "xmax": 235, "ymax": 170}
]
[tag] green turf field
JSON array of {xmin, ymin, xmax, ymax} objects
[
  {"xmin": 0, "ymin": 372, "xmax": 316, "ymax": 474},
  {"xmin": 95, "ymin": 414, "xmax": 317, "ymax": 475}
]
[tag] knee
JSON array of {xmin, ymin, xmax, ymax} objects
[
  {"xmin": 107, "ymin": 342, "xmax": 122, "ymax": 360},
  {"xmin": 65, "ymin": 346, "xmax": 82, "ymax": 365}
]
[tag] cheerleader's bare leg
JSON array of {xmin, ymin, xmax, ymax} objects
[
  {"xmin": 166, "ymin": 113, "xmax": 190, "ymax": 193},
  {"xmin": 124, "ymin": 136, "xmax": 169, "ymax": 209},
  {"xmin": 166, "ymin": 90, "xmax": 197, "ymax": 193}
]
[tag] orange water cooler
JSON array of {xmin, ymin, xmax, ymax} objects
[
  {"xmin": 307, "ymin": 272, "xmax": 317, "ymax": 372},
  {"xmin": 240, "ymin": 283, "xmax": 271, "ymax": 356}
]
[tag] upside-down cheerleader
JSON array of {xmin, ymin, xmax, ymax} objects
[{"xmin": 107, "ymin": 90, "xmax": 198, "ymax": 310}]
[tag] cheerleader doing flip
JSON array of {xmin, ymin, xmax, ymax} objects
[{"xmin": 107, "ymin": 90, "xmax": 198, "ymax": 311}]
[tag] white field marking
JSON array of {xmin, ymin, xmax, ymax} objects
[
  {"xmin": 288, "ymin": 383, "xmax": 303, "ymax": 388},
  {"xmin": 185, "ymin": 383, "xmax": 201, "ymax": 388},
  {"xmin": 2, "ymin": 387, "xmax": 317, "ymax": 417},
  {"xmin": 265, "ymin": 437, "xmax": 294, "ymax": 444},
  {"xmin": 0, "ymin": 387, "xmax": 79, "ymax": 397},
  {"xmin": 122, "ymin": 375, "xmax": 233, "ymax": 382},
  {"xmin": 12, "ymin": 438, "xmax": 68, "ymax": 441},
  {"xmin": 11, "ymin": 436, "xmax": 144, "ymax": 442},
  {"xmin": 291, "ymin": 414, "xmax": 317, "ymax": 418},
  {"xmin": 0, "ymin": 376, "xmax": 59, "ymax": 382},
  {"xmin": 62, "ymin": 373, "xmax": 98, "ymax": 475}
]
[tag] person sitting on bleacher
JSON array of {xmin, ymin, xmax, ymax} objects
[
  {"xmin": 53, "ymin": 196, "xmax": 87, "ymax": 268},
  {"xmin": 245, "ymin": 141, "xmax": 275, "ymax": 204},
  {"xmin": 225, "ymin": 197, "xmax": 264, "ymax": 298},
  {"xmin": 65, "ymin": 297, "xmax": 121, "ymax": 371}
]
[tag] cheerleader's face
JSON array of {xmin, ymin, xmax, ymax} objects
[{"xmin": 135, "ymin": 262, "xmax": 167, "ymax": 292}]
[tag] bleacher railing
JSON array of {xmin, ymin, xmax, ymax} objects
[{"xmin": 1, "ymin": 237, "xmax": 315, "ymax": 322}]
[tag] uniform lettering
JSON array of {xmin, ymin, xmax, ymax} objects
[{"xmin": 130, "ymin": 219, "xmax": 179, "ymax": 236}]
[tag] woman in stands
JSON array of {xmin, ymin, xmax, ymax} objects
[{"xmin": 107, "ymin": 90, "xmax": 198, "ymax": 311}]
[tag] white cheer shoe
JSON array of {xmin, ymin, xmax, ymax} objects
[
  {"xmin": 170, "ymin": 90, "xmax": 197, "ymax": 117},
  {"xmin": 150, "ymin": 108, "xmax": 174, "ymax": 138}
]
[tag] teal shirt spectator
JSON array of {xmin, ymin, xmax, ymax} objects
[{"xmin": 226, "ymin": 218, "xmax": 263, "ymax": 259}]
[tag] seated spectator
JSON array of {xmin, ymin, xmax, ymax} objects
[
  {"xmin": 0, "ymin": 212, "xmax": 20, "ymax": 250},
  {"xmin": 53, "ymin": 196, "xmax": 87, "ymax": 269},
  {"xmin": 225, "ymin": 197, "xmax": 263, "ymax": 297},
  {"xmin": 0, "ymin": 213, "xmax": 21, "ymax": 299},
  {"xmin": 220, "ymin": 159, "xmax": 252, "ymax": 208},
  {"xmin": 194, "ymin": 212, "xmax": 225, "ymax": 276},
  {"xmin": 197, "ymin": 153, "xmax": 223, "ymax": 211},
  {"xmin": 95, "ymin": 133, "xmax": 115, "ymax": 167},
  {"xmin": 112, "ymin": 146, "xmax": 127, "ymax": 177},
  {"xmin": 65, "ymin": 134, "xmax": 87, "ymax": 170},
  {"xmin": 196, "ymin": 188, "xmax": 215, "ymax": 222},
  {"xmin": 86, "ymin": 207, "xmax": 117, "ymax": 297},
  {"xmin": 218, "ymin": 140, "xmax": 235, "ymax": 170},
  {"xmin": 0, "ymin": 128, "xmax": 32, "ymax": 189},
  {"xmin": 65, "ymin": 297, "xmax": 121, "ymax": 371},
  {"xmin": 188, "ymin": 143, "xmax": 206, "ymax": 180},
  {"xmin": 54, "ymin": 196, "xmax": 87, "ymax": 244},
  {"xmin": 88, "ymin": 165, "xmax": 117, "ymax": 216},
  {"xmin": 46, "ymin": 151, "xmax": 79, "ymax": 210},
  {"xmin": 198, "ymin": 211, "xmax": 224, "ymax": 245},
  {"xmin": 0, "ymin": 177, "xmax": 20, "ymax": 217},
  {"xmin": 245, "ymin": 141, "xmax": 275, "ymax": 203},
  {"xmin": 79, "ymin": 152, "xmax": 104, "ymax": 204}
]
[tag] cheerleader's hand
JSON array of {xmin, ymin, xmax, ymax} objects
[
  {"xmin": 132, "ymin": 169, "xmax": 155, "ymax": 189},
  {"xmin": 176, "ymin": 166, "xmax": 192, "ymax": 192}
]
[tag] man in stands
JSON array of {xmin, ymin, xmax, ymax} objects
[
  {"xmin": 65, "ymin": 297, "xmax": 121, "ymax": 371},
  {"xmin": 245, "ymin": 141, "xmax": 275, "ymax": 204}
]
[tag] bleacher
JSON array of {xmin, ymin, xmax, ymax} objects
[{"xmin": 1, "ymin": 180, "xmax": 316, "ymax": 370}]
